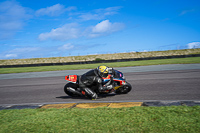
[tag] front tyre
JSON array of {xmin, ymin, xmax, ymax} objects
[
  {"xmin": 115, "ymin": 82, "xmax": 132, "ymax": 94},
  {"xmin": 64, "ymin": 83, "xmax": 79, "ymax": 97}
]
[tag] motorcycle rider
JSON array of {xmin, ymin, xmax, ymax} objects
[{"xmin": 79, "ymin": 65, "xmax": 113, "ymax": 99}]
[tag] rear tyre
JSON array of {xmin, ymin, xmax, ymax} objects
[
  {"xmin": 64, "ymin": 83, "xmax": 79, "ymax": 97},
  {"xmin": 115, "ymin": 82, "xmax": 132, "ymax": 94}
]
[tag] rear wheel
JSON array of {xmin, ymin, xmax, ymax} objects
[
  {"xmin": 115, "ymin": 82, "xmax": 132, "ymax": 94},
  {"xmin": 64, "ymin": 83, "xmax": 79, "ymax": 97}
]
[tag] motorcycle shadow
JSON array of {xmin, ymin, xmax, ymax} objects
[
  {"xmin": 56, "ymin": 96, "xmax": 88, "ymax": 100},
  {"xmin": 56, "ymin": 93, "xmax": 118, "ymax": 100}
]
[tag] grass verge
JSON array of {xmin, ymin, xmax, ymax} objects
[
  {"xmin": 0, "ymin": 57, "xmax": 200, "ymax": 74},
  {"xmin": 0, "ymin": 106, "xmax": 200, "ymax": 133}
]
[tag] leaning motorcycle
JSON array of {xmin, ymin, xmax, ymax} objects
[{"xmin": 64, "ymin": 69, "xmax": 132, "ymax": 98}]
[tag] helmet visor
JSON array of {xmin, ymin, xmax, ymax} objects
[{"xmin": 101, "ymin": 72, "xmax": 108, "ymax": 78}]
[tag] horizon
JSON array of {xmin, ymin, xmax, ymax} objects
[
  {"xmin": 1, "ymin": 48, "xmax": 199, "ymax": 61},
  {"xmin": 0, "ymin": 0, "xmax": 200, "ymax": 59}
]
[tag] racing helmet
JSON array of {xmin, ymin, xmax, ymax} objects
[{"xmin": 97, "ymin": 66, "xmax": 109, "ymax": 78}]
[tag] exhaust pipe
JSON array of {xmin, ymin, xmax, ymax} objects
[{"xmin": 67, "ymin": 87, "xmax": 82, "ymax": 96}]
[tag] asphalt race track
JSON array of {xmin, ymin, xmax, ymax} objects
[{"xmin": 0, "ymin": 64, "xmax": 200, "ymax": 106}]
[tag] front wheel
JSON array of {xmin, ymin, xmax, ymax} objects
[
  {"xmin": 115, "ymin": 82, "xmax": 132, "ymax": 94},
  {"xmin": 64, "ymin": 83, "xmax": 79, "ymax": 97}
]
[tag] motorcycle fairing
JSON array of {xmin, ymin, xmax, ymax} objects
[
  {"xmin": 113, "ymin": 79, "xmax": 126, "ymax": 85},
  {"xmin": 65, "ymin": 75, "xmax": 78, "ymax": 83},
  {"xmin": 102, "ymin": 73, "xmax": 126, "ymax": 90},
  {"xmin": 102, "ymin": 75, "xmax": 112, "ymax": 85}
]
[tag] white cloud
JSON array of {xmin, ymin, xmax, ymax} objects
[
  {"xmin": 38, "ymin": 20, "xmax": 124, "ymax": 41},
  {"xmin": 5, "ymin": 54, "xmax": 18, "ymax": 58},
  {"xmin": 35, "ymin": 4, "xmax": 76, "ymax": 17},
  {"xmin": 38, "ymin": 23, "xmax": 80, "ymax": 41},
  {"xmin": 179, "ymin": 9, "xmax": 195, "ymax": 16},
  {"xmin": 1, "ymin": 47, "xmax": 39, "ymax": 59},
  {"xmin": 79, "ymin": 6, "xmax": 122, "ymax": 21},
  {"xmin": 58, "ymin": 43, "xmax": 74, "ymax": 50},
  {"xmin": 0, "ymin": 0, "xmax": 32, "ymax": 39},
  {"xmin": 187, "ymin": 42, "xmax": 200, "ymax": 49},
  {"xmin": 92, "ymin": 20, "xmax": 112, "ymax": 33},
  {"xmin": 89, "ymin": 20, "xmax": 124, "ymax": 38},
  {"xmin": 11, "ymin": 47, "xmax": 39, "ymax": 53}
]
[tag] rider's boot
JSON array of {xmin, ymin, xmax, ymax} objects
[{"xmin": 84, "ymin": 88, "xmax": 98, "ymax": 100}]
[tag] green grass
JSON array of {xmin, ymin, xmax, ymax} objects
[
  {"xmin": 0, "ymin": 106, "xmax": 200, "ymax": 133},
  {"xmin": 0, "ymin": 57, "xmax": 200, "ymax": 74}
]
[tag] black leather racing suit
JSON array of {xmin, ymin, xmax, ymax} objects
[{"xmin": 79, "ymin": 68, "xmax": 104, "ymax": 99}]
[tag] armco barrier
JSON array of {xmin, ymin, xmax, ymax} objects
[{"xmin": 1, "ymin": 54, "xmax": 200, "ymax": 68}]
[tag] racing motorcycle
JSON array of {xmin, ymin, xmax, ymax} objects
[{"xmin": 64, "ymin": 69, "xmax": 132, "ymax": 98}]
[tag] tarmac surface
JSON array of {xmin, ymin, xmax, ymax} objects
[{"xmin": 0, "ymin": 64, "xmax": 200, "ymax": 109}]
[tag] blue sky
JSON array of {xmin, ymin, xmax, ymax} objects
[{"xmin": 0, "ymin": 0, "xmax": 200, "ymax": 59}]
